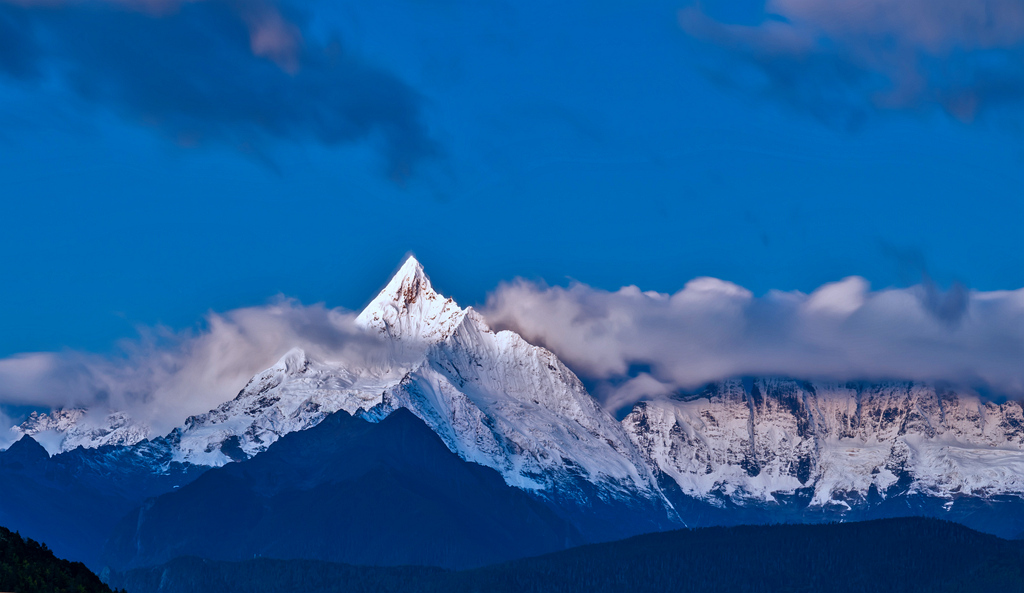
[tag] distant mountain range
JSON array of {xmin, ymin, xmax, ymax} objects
[{"xmin": 4, "ymin": 256, "xmax": 1024, "ymax": 572}]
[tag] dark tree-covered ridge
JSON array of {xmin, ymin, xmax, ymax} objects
[
  {"xmin": 109, "ymin": 517, "xmax": 1024, "ymax": 593},
  {"xmin": 0, "ymin": 525, "xmax": 121, "ymax": 593}
]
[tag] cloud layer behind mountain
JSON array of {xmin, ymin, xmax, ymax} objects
[
  {"xmin": 3, "ymin": 272, "xmax": 1024, "ymax": 446},
  {"xmin": 483, "ymin": 275, "xmax": 1024, "ymax": 411}
]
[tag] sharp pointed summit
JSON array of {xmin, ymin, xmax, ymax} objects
[
  {"xmin": 356, "ymin": 255, "xmax": 466, "ymax": 342},
  {"xmin": 369, "ymin": 256, "xmax": 431, "ymax": 307}
]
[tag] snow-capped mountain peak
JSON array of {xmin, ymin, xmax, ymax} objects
[
  {"xmin": 355, "ymin": 255, "xmax": 466, "ymax": 343},
  {"xmin": 151, "ymin": 257, "xmax": 671, "ymax": 520},
  {"xmin": 13, "ymin": 408, "xmax": 149, "ymax": 454},
  {"xmin": 14, "ymin": 258, "xmax": 1024, "ymax": 539},
  {"xmin": 169, "ymin": 345, "xmax": 404, "ymax": 465}
]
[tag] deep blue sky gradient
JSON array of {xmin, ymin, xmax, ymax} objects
[{"xmin": 2, "ymin": 0, "xmax": 1023, "ymax": 357}]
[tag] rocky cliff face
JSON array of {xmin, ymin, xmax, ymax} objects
[{"xmin": 623, "ymin": 379, "xmax": 1024, "ymax": 511}]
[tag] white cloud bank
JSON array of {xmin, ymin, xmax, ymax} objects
[
  {"xmin": 482, "ymin": 276, "xmax": 1024, "ymax": 411},
  {"xmin": 0, "ymin": 298, "xmax": 388, "ymax": 444}
]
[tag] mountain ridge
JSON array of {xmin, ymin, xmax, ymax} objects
[{"xmin": 5, "ymin": 256, "xmax": 1024, "ymax": 565}]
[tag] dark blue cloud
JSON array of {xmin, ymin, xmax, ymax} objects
[
  {"xmin": 679, "ymin": 0, "xmax": 1024, "ymax": 125},
  {"xmin": 0, "ymin": 1, "xmax": 434, "ymax": 180}
]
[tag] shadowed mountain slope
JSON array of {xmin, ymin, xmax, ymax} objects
[
  {"xmin": 0, "ymin": 435, "xmax": 204, "ymax": 569},
  {"xmin": 104, "ymin": 408, "xmax": 582, "ymax": 570}
]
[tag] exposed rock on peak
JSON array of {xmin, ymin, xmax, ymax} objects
[{"xmin": 356, "ymin": 255, "xmax": 466, "ymax": 343}]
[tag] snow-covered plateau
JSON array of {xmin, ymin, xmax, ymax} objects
[{"xmin": 11, "ymin": 257, "xmax": 1024, "ymax": 518}]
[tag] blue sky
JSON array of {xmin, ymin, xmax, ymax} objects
[{"xmin": 2, "ymin": 0, "xmax": 1024, "ymax": 359}]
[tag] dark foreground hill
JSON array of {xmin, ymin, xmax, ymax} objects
[
  {"xmin": 104, "ymin": 408, "xmax": 581, "ymax": 571},
  {"xmin": 0, "ymin": 525, "xmax": 120, "ymax": 593},
  {"xmin": 108, "ymin": 517, "xmax": 1024, "ymax": 593}
]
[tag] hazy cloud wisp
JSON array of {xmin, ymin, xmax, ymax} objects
[{"xmin": 0, "ymin": 298, "xmax": 391, "ymax": 445}]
